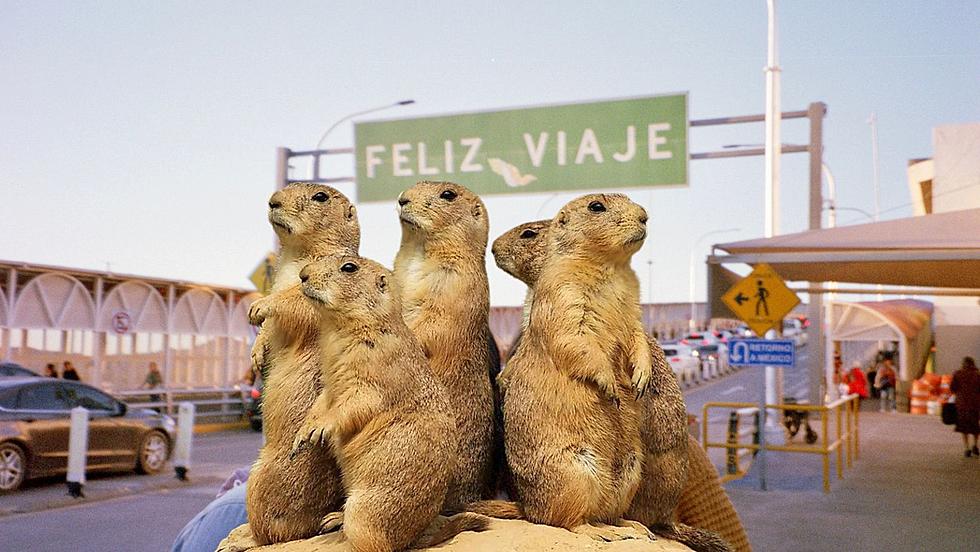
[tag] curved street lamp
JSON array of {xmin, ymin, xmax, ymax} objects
[{"xmin": 311, "ymin": 99, "xmax": 415, "ymax": 178}]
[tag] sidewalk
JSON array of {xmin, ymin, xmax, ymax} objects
[{"xmin": 723, "ymin": 409, "xmax": 980, "ymax": 552}]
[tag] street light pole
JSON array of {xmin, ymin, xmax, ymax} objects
[
  {"xmin": 688, "ymin": 228, "xmax": 741, "ymax": 330},
  {"xmin": 310, "ymin": 99, "xmax": 415, "ymax": 179},
  {"xmin": 762, "ymin": 0, "xmax": 783, "ymax": 457},
  {"xmin": 764, "ymin": 0, "xmax": 781, "ymax": 238}
]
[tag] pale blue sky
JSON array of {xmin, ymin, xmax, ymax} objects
[{"xmin": 2, "ymin": 1, "xmax": 978, "ymax": 305}]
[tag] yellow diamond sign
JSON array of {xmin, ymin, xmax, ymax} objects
[
  {"xmin": 721, "ymin": 263, "xmax": 799, "ymax": 336},
  {"xmin": 249, "ymin": 252, "xmax": 277, "ymax": 295}
]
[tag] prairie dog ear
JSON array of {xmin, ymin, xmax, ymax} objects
[
  {"xmin": 346, "ymin": 204, "xmax": 357, "ymax": 221},
  {"xmin": 376, "ymin": 273, "xmax": 388, "ymax": 293},
  {"xmin": 556, "ymin": 210, "xmax": 567, "ymax": 227},
  {"xmin": 471, "ymin": 201, "xmax": 483, "ymax": 219}
]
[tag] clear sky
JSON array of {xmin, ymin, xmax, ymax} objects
[{"xmin": 2, "ymin": 1, "xmax": 978, "ymax": 305}]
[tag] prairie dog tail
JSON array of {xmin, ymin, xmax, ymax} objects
[
  {"xmin": 452, "ymin": 499, "xmax": 525, "ymax": 520},
  {"xmin": 649, "ymin": 522, "xmax": 734, "ymax": 552},
  {"xmin": 411, "ymin": 513, "xmax": 489, "ymax": 549}
]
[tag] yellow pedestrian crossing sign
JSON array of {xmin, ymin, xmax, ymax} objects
[
  {"xmin": 249, "ymin": 252, "xmax": 277, "ymax": 295},
  {"xmin": 721, "ymin": 263, "xmax": 799, "ymax": 336}
]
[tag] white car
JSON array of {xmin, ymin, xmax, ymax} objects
[
  {"xmin": 782, "ymin": 318, "xmax": 807, "ymax": 347},
  {"xmin": 693, "ymin": 343, "xmax": 730, "ymax": 378},
  {"xmin": 661, "ymin": 342, "xmax": 701, "ymax": 387}
]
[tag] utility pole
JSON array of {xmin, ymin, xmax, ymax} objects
[{"xmin": 763, "ymin": 0, "xmax": 783, "ymax": 433}]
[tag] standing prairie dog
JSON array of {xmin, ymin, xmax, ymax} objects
[
  {"xmin": 231, "ymin": 183, "xmax": 357, "ymax": 548},
  {"xmin": 292, "ymin": 255, "xmax": 488, "ymax": 552},
  {"xmin": 491, "ymin": 218, "xmax": 738, "ymax": 552},
  {"xmin": 392, "ymin": 181, "xmax": 497, "ymax": 508},
  {"xmin": 474, "ymin": 194, "xmax": 654, "ymax": 541}
]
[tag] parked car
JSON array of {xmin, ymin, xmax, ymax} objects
[
  {"xmin": 661, "ymin": 342, "xmax": 701, "ymax": 386},
  {"xmin": 0, "ymin": 377, "xmax": 175, "ymax": 492},
  {"xmin": 694, "ymin": 343, "xmax": 730, "ymax": 378},
  {"xmin": 680, "ymin": 332, "xmax": 719, "ymax": 346},
  {"xmin": 782, "ymin": 318, "xmax": 807, "ymax": 347},
  {"xmin": 241, "ymin": 376, "xmax": 263, "ymax": 432},
  {"xmin": 0, "ymin": 363, "xmax": 40, "ymax": 378}
]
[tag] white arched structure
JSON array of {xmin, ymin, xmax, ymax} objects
[
  {"xmin": 227, "ymin": 293, "xmax": 261, "ymax": 382},
  {"xmin": 13, "ymin": 273, "xmax": 95, "ymax": 329},
  {"xmin": 826, "ymin": 299, "xmax": 933, "ymax": 403},
  {"xmin": 170, "ymin": 288, "xmax": 230, "ymax": 389},
  {"xmin": 99, "ymin": 281, "xmax": 167, "ymax": 332},
  {"xmin": 99, "ymin": 281, "xmax": 169, "ymax": 391},
  {"xmin": 1, "ymin": 260, "xmax": 256, "ymax": 417},
  {"xmin": 9, "ymin": 273, "xmax": 97, "ymax": 381},
  {"xmin": 172, "ymin": 287, "xmax": 229, "ymax": 335}
]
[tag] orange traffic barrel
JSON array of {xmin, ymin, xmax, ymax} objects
[{"xmin": 910, "ymin": 379, "xmax": 930, "ymax": 415}]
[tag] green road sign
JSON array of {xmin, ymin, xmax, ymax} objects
[{"xmin": 354, "ymin": 93, "xmax": 688, "ymax": 202}]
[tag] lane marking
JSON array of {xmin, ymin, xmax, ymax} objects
[{"xmin": 720, "ymin": 385, "xmax": 745, "ymax": 396}]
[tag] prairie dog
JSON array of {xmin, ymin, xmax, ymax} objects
[
  {"xmin": 491, "ymin": 218, "xmax": 734, "ymax": 552},
  {"xmin": 293, "ymin": 255, "xmax": 488, "ymax": 552},
  {"xmin": 392, "ymin": 181, "xmax": 497, "ymax": 508},
  {"xmin": 485, "ymin": 194, "xmax": 652, "ymax": 539},
  {"xmin": 239, "ymin": 183, "xmax": 357, "ymax": 546}
]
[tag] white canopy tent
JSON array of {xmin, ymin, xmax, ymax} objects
[{"xmin": 708, "ymin": 208, "xmax": 980, "ymax": 405}]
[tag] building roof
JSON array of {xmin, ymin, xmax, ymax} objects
[{"xmin": 711, "ymin": 209, "xmax": 980, "ymax": 289}]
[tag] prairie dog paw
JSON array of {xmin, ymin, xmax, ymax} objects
[
  {"xmin": 290, "ymin": 422, "xmax": 332, "ymax": 457},
  {"xmin": 249, "ymin": 335, "xmax": 268, "ymax": 373},
  {"xmin": 631, "ymin": 362, "xmax": 652, "ymax": 399},
  {"xmin": 248, "ymin": 297, "xmax": 274, "ymax": 326},
  {"xmin": 319, "ymin": 511, "xmax": 345, "ymax": 533}
]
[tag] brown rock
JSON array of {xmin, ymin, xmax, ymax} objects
[{"xmin": 218, "ymin": 518, "xmax": 693, "ymax": 552}]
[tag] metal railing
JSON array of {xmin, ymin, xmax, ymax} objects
[
  {"xmin": 702, "ymin": 394, "xmax": 860, "ymax": 493},
  {"xmin": 113, "ymin": 386, "xmax": 246, "ymax": 421}
]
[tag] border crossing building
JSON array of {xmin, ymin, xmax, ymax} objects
[{"xmin": 0, "ymin": 259, "xmax": 258, "ymax": 414}]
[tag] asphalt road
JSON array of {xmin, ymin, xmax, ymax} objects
[
  {"xmin": 684, "ymin": 348, "xmax": 811, "ymax": 420},
  {"xmin": 0, "ymin": 429, "xmax": 263, "ymax": 552}
]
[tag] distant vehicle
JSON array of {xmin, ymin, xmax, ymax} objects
[
  {"xmin": 0, "ymin": 363, "xmax": 40, "ymax": 378},
  {"xmin": 680, "ymin": 332, "xmax": 719, "ymax": 347},
  {"xmin": 782, "ymin": 318, "xmax": 807, "ymax": 347},
  {"xmin": 694, "ymin": 343, "xmax": 730, "ymax": 377},
  {"xmin": 661, "ymin": 342, "xmax": 701, "ymax": 386},
  {"xmin": 0, "ymin": 377, "xmax": 175, "ymax": 492},
  {"xmin": 241, "ymin": 377, "xmax": 263, "ymax": 432}
]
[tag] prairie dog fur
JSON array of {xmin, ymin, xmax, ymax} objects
[
  {"xmin": 392, "ymin": 181, "xmax": 496, "ymax": 508},
  {"xmin": 491, "ymin": 217, "xmax": 733, "ymax": 552},
  {"xmin": 242, "ymin": 183, "xmax": 357, "ymax": 546},
  {"xmin": 493, "ymin": 193, "xmax": 652, "ymax": 534},
  {"xmin": 294, "ymin": 255, "xmax": 487, "ymax": 552}
]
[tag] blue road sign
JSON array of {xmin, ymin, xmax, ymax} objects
[{"xmin": 728, "ymin": 339, "xmax": 796, "ymax": 368}]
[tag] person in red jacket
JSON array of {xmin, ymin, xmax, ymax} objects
[{"xmin": 847, "ymin": 361, "xmax": 869, "ymax": 400}]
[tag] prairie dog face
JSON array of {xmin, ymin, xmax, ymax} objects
[
  {"xmin": 552, "ymin": 193, "xmax": 648, "ymax": 260},
  {"xmin": 268, "ymin": 183, "xmax": 359, "ymax": 250},
  {"xmin": 396, "ymin": 181, "xmax": 488, "ymax": 244},
  {"xmin": 299, "ymin": 255, "xmax": 395, "ymax": 319},
  {"xmin": 491, "ymin": 219, "xmax": 551, "ymax": 286}
]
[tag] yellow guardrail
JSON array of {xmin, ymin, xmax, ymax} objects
[{"xmin": 702, "ymin": 394, "xmax": 860, "ymax": 493}]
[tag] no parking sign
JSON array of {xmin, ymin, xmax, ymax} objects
[{"xmin": 111, "ymin": 311, "xmax": 131, "ymax": 334}]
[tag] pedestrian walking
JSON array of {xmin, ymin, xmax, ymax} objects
[
  {"xmin": 43, "ymin": 363, "xmax": 58, "ymax": 378},
  {"xmin": 874, "ymin": 357, "xmax": 897, "ymax": 412},
  {"xmin": 950, "ymin": 356, "xmax": 980, "ymax": 457},
  {"xmin": 61, "ymin": 360, "xmax": 80, "ymax": 381},
  {"xmin": 142, "ymin": 361, "xmax": 164, "ymax": 406}
]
